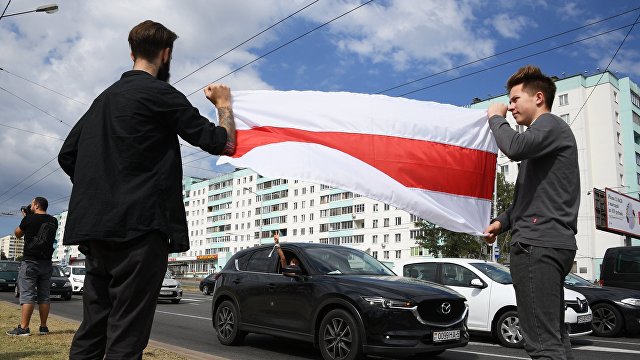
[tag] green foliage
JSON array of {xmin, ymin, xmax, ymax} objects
[
  {"xmin": 414, "ymin": 171, "xmax": 515, "ymax": 260},
  {"xmin": 0, "ymin": 251, "xmax": 6, "ymax": 260}
]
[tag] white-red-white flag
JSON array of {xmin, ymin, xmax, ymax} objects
[{"xmin": 217, "ymin": 90, "xmax": 497, "ymax": 235}]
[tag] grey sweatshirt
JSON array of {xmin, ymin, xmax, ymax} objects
[{"xmin": 489, "ymin": 112, "xmax": 579, "ymax": 250}]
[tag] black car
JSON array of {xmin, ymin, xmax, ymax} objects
[
  {"xmin": 599, "ymin": 246, "xmax": 640, "ymax": 291},
  {"xmin": 0, "ymin": 260, "xmax": 19, "ymax": 292},
  {"xmin": 199, "ymin": 273, "xmax": 217, "ymax": 295},
  {"xmin": 564, "ymin": 272, "xmax": 640, "ymax": 337},
  {"xmin": 212, "ymin": 243, "xmax": 469, "ymax": 360},
  {"xmin": 15, "ymin": 265, "xmax": 73, "ymax": 301}
]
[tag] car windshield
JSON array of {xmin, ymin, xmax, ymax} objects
[
  {"xmin": 564, "ymin": 272, "xmax": 595, "ymax": 287},
  {"xmin": 72, "ymin": 267, "xmax": 86, "ymax": 275},
  {"xmin": 0, "ymin": 262, "xmax": 19, "ymax": 272},
  {"xmin": 52, "ymin": 267, "xmax": 63, "ymax": 277},
  {"xmin": 469, "ymin": 262, "xmax": 512, "ymax": 284},
  {"xmin": 305, "ymin": 247, "xmax": 395, "ymax": 275}
]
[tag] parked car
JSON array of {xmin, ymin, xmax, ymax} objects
[
  {"xmin": 62, "ymin": 265, "xmax": 86, "ymax": 294},
  {"xmin": 15, "ymin": 265, "xmax": 72, "ymax": 301},
  {"xmin": 159, "ymin": 271, "xmax": 182, "ymax": 304},
  {"xmin": 564, "ymin": 272, "xmax": 640, "ymax": 337},
  {"xmin": 212, "ymin": 243, "xmax": 469, "ymax": 360},
  {"xmin": 199, "ymin": 273, "xmax": 217, "ymax": 295},
  {"xmin": 600, "ymin": 246, "xmax": 640, "ymax": 291},
  {"xmin": 397, "ymin": 258, "xmax": 592, "ymax": 348},
  {"xmin": 0, "ymin": 260, "xmax": 19, "ymax": 292}
]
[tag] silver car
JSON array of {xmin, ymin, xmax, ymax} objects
[{"xmin": 159, "ymin": 271, "xmax": 182, "ymax": 304}]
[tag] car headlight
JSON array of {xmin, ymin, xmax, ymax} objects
[
  {"xmin": 621, "ymin": 298, "xmax": 640, "ymax": 306},
  {"xmin": 63, "ymin": 281, "xmax": 72, "ymax": 287},
  {"xmin": 362, "ymin": 296, "xmax": 414, "ymax": 309},
  {"xmin": 72, "ymin": 277, "xmax": 84, "ymax": 283}
]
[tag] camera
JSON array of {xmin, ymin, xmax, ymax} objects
[{"xmin": 21, "ymin": 204, "xmax": 32, "ymax": 215}]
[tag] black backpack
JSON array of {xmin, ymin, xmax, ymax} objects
[{"xmin": 26, "ymin": 218, "xmax": 57, "ymax": 259}]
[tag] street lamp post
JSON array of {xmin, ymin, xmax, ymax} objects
[{"xmin": 0, "ymin": 3, "xmax": 58, "ymax": 20}]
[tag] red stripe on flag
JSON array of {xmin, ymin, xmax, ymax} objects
[{"xmin": 233, "ymin": 127, "xmax": 496, "ymax": 200}]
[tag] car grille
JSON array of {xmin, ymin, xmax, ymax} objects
[
  {"xmin": 417, "ymin": 299, "xmax": 466, "ymax": 324},
  {"xmin": 51, "ymin": 280, "xmax": 68, "ymax": 287},
  {"xmin": 565, "ymin": 298, "xmax": 589, "ymax": 314},
  {"xmin": 567, "ymin": 322, "xmax": 591, "ymax": 334}
]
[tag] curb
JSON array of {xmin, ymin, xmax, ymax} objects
[{"xmin": 3, "ymin": 300, "xmax": 230, "ymax": 360}]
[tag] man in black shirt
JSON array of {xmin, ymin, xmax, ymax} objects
[
  {"xmin": 58, "ymin": 20, "xmax": 237, "ymax": 359},
  {"xmin": 7, "ymin": 197, "xmax": 58, "ymax": 337}
]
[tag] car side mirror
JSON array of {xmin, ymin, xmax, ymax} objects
[
  {"xmin": 283, "ymin": 265, "xmax": 302, "ymax": 277},
  {"xmin": 63, "ymin": 271, "xmax": 70, "ymax": 277},
  {"xmin": 470, "ymin": 278, "xmax": 487, "ymax": 288}
]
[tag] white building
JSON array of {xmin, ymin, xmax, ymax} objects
[
  {"xmin": 0, "ymin": 234, "xmax": 22, "ymax": 260},
  {"xmin": 471, "ymin": 71, "xmax": 640, "ymax": 280}
]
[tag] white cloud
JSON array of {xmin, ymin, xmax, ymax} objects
[{"xmin": 489, "ymin": 14, "xmax": 535, "ymax": 39}]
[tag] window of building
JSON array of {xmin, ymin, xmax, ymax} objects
[
  {"xmin": 500, "ymin": 164, "xmax": 509, "ymax": 177},
  {"xmin": 384, "ymin": 204, "xmax": 390, "ymax": 211},
  {"xmin": 383, "ymin": 234, "xmax": 389, "ymax": 243},
  {"xmin": 373, "ymin": 219, "xmax": 378, "ymax": 228},
  {"xmin": 560, "ymin": 113, "xmax": 570, "ymax": 123},
  {"xmin": 614, "ymin": 91, "xmax": 618, "ymax": 103},
  {"xmin": 395, "ymin": 234, "xmax": 401, "ymax": 242},
  {"xmin": 632, "ymin": 91, "xmax": 640, "ymax": 108},
  {"xmin": 294, "ymin": 189, "xmax": 298, "ymax": 196},
  {"xmin": 310, "ymin": 199, "xmax": 314, "ymax": 207},
  {"xmin": 636, "ymin": 152, "xmax": 640, "ymax": 166},
  {"xmin": 293, "ymin": 229, "xmax": 297, "ymax": 236},
  {"xmin": 355, "ymin": 204, "xmax": 364, "ymax": 213},
  {"xmin": 372, "ymin": 235, "xmax": 378, "ymax": 244},
  {"xmin": 309, "ymin": 227, "xmax": 314, "ymax": 235},
  {"xmin": 395, "ymin": 250, "xmax": 401, "ymax": 259},
  {"xmin": 383, "ymin": 218, "xmax": 389, "ymax": 227},
  {"xmin": 618, "ymin": 132, "xmax": 622, "ymax": 145},
  {"xmin": 373, "ymin": 204, "xmax": 379, "ymax": 212},
  {"xmin": 619, "ymin": 153, "xmax": 623, "ymax": 165},
  {"xmin": 637, "ymin": 173, "xmax": 640, "ymax": 185},
  {"xmin": 615, "ymin": 111, "xmax": 620, "ymax": 124},
  {"xmin": 559, "ymin": 93, "xmax": 568, "ymax": 106},
  {"xmin": 395, "ymin": 217, "xmax": 401, "ymax": 225},
  {"xmin": 633, "ymin": 112, "xmax": 640, "ymax": 127},
  {"xmin": 372, "ymin": 251, "xmax": 378, "ymax": 259},
  {"xmin": 383, "ymin": 251, "xmax": 389, "ymax": 259}
]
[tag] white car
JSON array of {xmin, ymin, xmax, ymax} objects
[
  {"xmin": 62, "ymin": 265, "xmax": 86, "ymax": 294},
  {"xmin": 159, "ymin": 271, "xmax": 182, "ymax": 304},
  {"xmin": 395, "ymin": 258, "xmax": 592, "ymax": 348}
]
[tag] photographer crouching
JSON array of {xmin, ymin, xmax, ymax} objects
[{"xmin": 6, "ymin": 197, "xmax": 58, "ymax": 336}]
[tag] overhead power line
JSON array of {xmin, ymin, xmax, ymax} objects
[
  {"xmin": 0, "ymin": 67, "xmax": 89, "ymax": 106},
  {"xmin": 172, "ymin": 0, "xmax": 320, "ymax": 85},
  {"xmin": 376, "ymin": 6, "xmax": 640, "ymax": 95},
  {"xmin": 0, "ymin": 86, "xmax": 73, "ymax": 127},
  {"xmin": 0, "ymin": 167, "xmax": 60, "ymax": 207},
  {"xmin": 186, "ymin": 0, "xmax": 375, "ymax": 97},
  {"xmin": 0, "ymin": 155, "xmax": 58, "ymax": 202},
  {"xmin": 0, "ymin": 123, "xmax": 65, "ymax": 141},
  {"xmin": 569, "ymin": 11, "xmax": 640, "ymax": 127},
  {"xmin": 396, "ymin": 23, "xmax": 637, "ymax": 98}
]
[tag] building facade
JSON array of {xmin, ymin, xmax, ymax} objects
[
  {"xmin": 0, "ymin": 234, "xmax": 23, "ymax": 260},
  {"xmin": 471, "ymin": 71, "xmax": 640, "ymax": 280}
]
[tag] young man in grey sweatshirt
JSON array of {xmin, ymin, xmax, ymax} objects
[{"xmin": 484, "ymin": 65, "xmax": 579, "ymax": 360}]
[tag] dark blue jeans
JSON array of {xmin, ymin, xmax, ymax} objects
[{"xmin": 510, "ymin": 242, "xmax": 576, "ymax": 360}]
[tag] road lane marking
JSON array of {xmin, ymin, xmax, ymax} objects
[
  {"xmin": 155, "ymin": 310, "xmax": 210, "ymax": 321},
  {"xmin": 581, "ymin": 339, "xmax": 640, "ymax": 346},
  {"xmin": 574, "ymin": 346, "xmax": 640, "ymax": 354},
  {"xmin": 449, "ymin": 349, "xmax": 530, "ymax": 359}
]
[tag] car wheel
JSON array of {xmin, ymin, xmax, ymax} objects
[
  {"xmin": 318, "ymin": 309, "xmax": 363, "ymax": 360},
  {"xmin": 215, "ymin": 300, "xmax": 246, "ymax": 345},
  {"xmin": 495, "ymin": 310, "xmax": 524, "ymax": 348},
  {"xmin": 171, "ymin": 299, "xmax": 181, "ymax": 304},
  {"xmin": 202, "ymin": 285, "xmax": 210, "ymax": 295},
  {"xmin": 592, "ymin": 303, "xmax": 624, "ymax": 337}
]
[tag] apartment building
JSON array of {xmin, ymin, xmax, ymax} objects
[{"xmin": 0, "ymin": 234, "xmax": 23, "ymax": 260}]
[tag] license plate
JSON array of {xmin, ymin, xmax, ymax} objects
[
  {"xmin": 433, "ymin": 330, "xmax": 460, "ymax": 343},
  {"xmin": 50, "ymin": 294, "xmax": 61, "ymax": 299},
  {"xmin": 577, "ymin": 314, "xmax": 592, "ymax": 324},
  {"xmin": 160, "ymin": 291, "xmax": 173, "ymax": 296},
  {"xmin": 8, "ymin": 284, "xmax": 15, "ymax": 287}
]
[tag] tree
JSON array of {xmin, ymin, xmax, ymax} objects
[
  {"xmin": 0, "ymin": 251, "xmax": 6, "ymax": 260},
  {"xmin": 414, "ymin": 172, "xmax": 515, "ymax": 259},
  {"xmin": 414, "ymin": 221, "xmax": 484, "ymax": 258},
  {"xmin": 494, "ymin": 172, "xmax": 515, "ymax": 263}
]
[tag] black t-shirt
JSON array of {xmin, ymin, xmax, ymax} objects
[{"xmin": 19, "ymin": 214, "xmax": 58, "ymax": 260}]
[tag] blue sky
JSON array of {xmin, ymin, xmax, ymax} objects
[{"xmin": 0, "ymin": 0, "xmax": 639, "ymax": 238}]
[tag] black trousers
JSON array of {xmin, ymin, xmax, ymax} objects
[
  {"xmin": 511, "ymin": 242, "xmax": 576, "ymax": 360},
  {"xmin": 69, "ymin": 231, "xmax": 169, "ymax": 360}
]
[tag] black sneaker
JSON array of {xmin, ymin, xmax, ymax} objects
[
  {"xmin": 6, "ymin": 325, "xmax": 30, "ymax": 336},
  {"xmin": 39, "ymin": 326, "xmax": 49, "ymax": 335}
]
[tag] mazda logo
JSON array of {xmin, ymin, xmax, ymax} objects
[{"xmin": 441, "ymin": 302, "xmax": 451, "ymax": 314}]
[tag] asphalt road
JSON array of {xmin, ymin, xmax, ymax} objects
[{"xmin": 2, "ymin": 290, "xmax": 640, "ymax": 360}]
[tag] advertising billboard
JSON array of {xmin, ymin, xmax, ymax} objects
[{"xmin": 604, "ymin": 188, "xmax": 640, "ymax": 238}]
